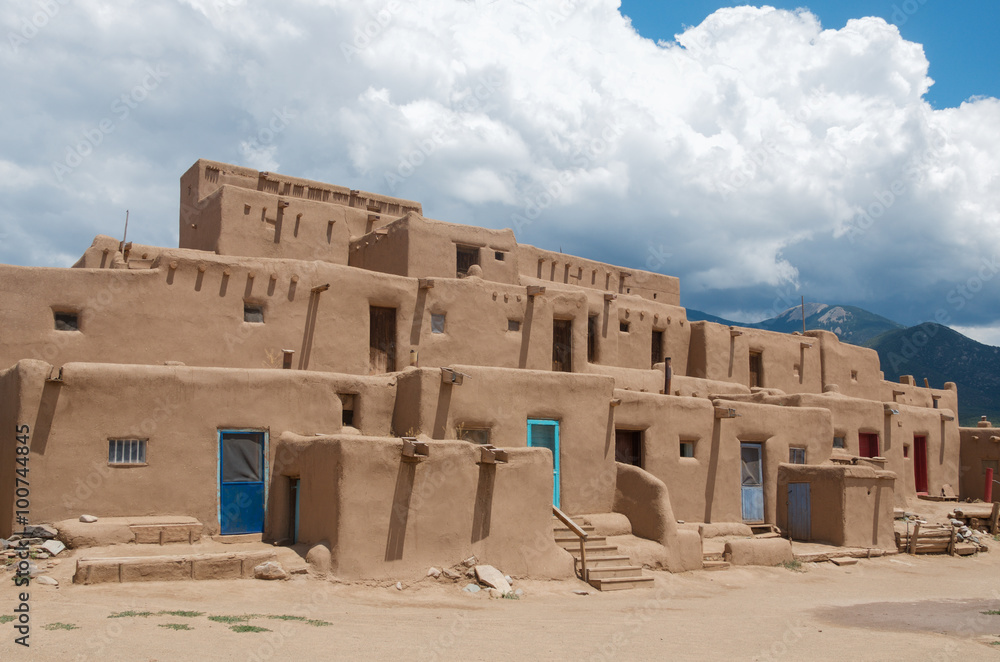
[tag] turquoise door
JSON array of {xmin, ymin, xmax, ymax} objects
[
  {"xmin": 528, "ymin": 419, "xmax": 560, "ymax": 507},
  {"xmin": 219, "ymin": 430, "xmax": 267, "ymax": 535},
  {"xmin": 740, "ymin": 442, "xmax": 764, "ymax": 523}
]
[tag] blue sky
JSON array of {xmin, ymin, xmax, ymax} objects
[
  {"xmin": 0, "ymin": 0, "xmax": 997, "ymax": 347},
  {"xmin": 620, "ymin": 0, "xmax": 1000, "ymax": 109}
]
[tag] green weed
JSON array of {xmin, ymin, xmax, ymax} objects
[
  {"xmin": 43, "ymin": 623, "xmax": 79, "ymax": 631},
  {"xmin": 230, "ymin": 625, "xmax": 270, "ymax": 633},
  {"xmin": 159, "ymin": 623, "xmax": 193, "ymax": 631}
]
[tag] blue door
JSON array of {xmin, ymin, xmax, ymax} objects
[
  {"xmin": 528, "ymin": 419, "xmax": 560, "ymax": 508},
  {"xmin": 787, "ymin": 482, "xmax": 811, "ymax": 541},
  {"xmin": 740, "ymin": 443, "xmax": 764, "ymax": 523},
  {"xmin": 219, "ymin": 430, "xmax": 267, "ymax": 535}
]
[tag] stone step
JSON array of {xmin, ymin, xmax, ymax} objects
[
  {"xmin": 565, "ymin": 544, "xmax": 621, "ymax": 558},
  {"xmin": 552, "ymin": 516, "xmax": 588, "ymax": 526},
  {"xmin": 702, "ymin": 560, "xmax": 731, "ymax": 571},
  {"xmin": 586, "ymin": 565, "xmax": 645, "ymax": 580},
  {"xmin": 702, "ymin": 551, "xmax": 724, "ymax": 562},
  {"xmin": 581, "ymin": 555, "xmax": 633, "ymax": 568},
  {"xmin": 588, "ymin": 575, "xmax": 655, "ymax": 591},
  {"xmin": 553, "ymin": 525, "xmax": 596, "ymax": 536},
  {"xmin": 556, "ymin": 536, "xmax": 607, "ymax": 549},
  {"xmin": 754, "ymin": 532, "xmax": 782, "ymax": 539},
  {"xmin": 74, "ymin": 550, "xmax": 277, "ymax": 584}
]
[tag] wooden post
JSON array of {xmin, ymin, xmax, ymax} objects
[
  {"xmin": 991, "ymin": 502, "xmax": 1000, "ymax": 535},
  {"xmin": 663, "ymin": 357, "xmax": 672, "ymax": 395},
  {"xmin": 948, "ymin": 527, "xmax": 957, "ymax": 556},
  {"xmin": 908, "ymin": 522, "xmax": 921, "ymax": 555},
  {"xmin": 986, "ymin": 468, "xmax": 994, "ymax": 503}
]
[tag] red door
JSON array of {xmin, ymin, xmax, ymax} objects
[
  {"xmin": 913, "ymin": 435, "xmax": 928, "ymax": 494},
  {"xmin": 859, "ymin": 433, "xmax": 879, "ymax": 458}
]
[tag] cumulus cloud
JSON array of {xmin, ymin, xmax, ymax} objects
[{"xmin": 0, "ymin": 0, "xmax": 997, "ymax": 341}]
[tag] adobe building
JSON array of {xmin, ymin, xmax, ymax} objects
[{"xmin": 0, "ymin": 159, "xmax": 991, "ymax": 585}]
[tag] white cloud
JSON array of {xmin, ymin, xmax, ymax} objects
[{"xmin": 0, "ymin": 0, "xmax": 997, "ymax": 331}]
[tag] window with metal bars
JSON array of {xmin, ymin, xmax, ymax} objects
[{"xmin": 108, "ymin": 438, "xmax": 147, "ymax": 465}]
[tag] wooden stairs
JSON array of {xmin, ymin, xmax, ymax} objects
[{"xmin": 553, "ymin": 517, "xmax": 653, "ymax": 591}]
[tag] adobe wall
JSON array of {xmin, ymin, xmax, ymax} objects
[
  {"xmin": 805, "ymin": 329, "xmax": 882, "ymax": 400},
  {"xmin": 687, "ymin": 322, "xmax": 823, "ymax": 393},
  {"xmin": 882, "ymin": 404, "xmax": 960, "ymax": 505},
  {"xmin": 0, "ymin": 360, "xmax": 398, "ymax": 535},
  {"xmin": 959, "ymin": 426, "xmax": 1000, "ymax": 501},
  {"xmin": 272, "ymin": 434, "xmax": 573, "ymax": 579},
  {"xmin": 516, "ymin": 244, "xmax": 681, "ymax": 306},
  {"xmin": 392, "ymin": 366, "xmax": 618, "ymax": 515},
  {"xmin": 0, "ymin": 362, "xmax": 30, "ymax": 538},
  {"xmin": 613, "ymin": 391, "xmax": 832, "ymax": 524},
  {"xmin": 776, "ymin": 464, "xmax": 895, "ymax": 550}
]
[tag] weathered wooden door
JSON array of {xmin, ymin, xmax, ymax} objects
[
  {"xmin": 859, "ymin": 433, "xmax": 879, "ymax": 458},
  {"xmin": 741, "ymin": 442, "xmax": 764, "ymax": 523},
  {"xmin": 615, "ymin": 429, "xmax": 642, "ymax": 467},
  {"xmin": 787, "ymin": 482, "xmax": 810, "ymax": 541},
  {"xmin": 528, "ymin": 419, "xmax": 560, "ymax": 507},
  {"xmin": 914, "ymin": 435, "xmax": 929, "ymax": 494},
  {"xmin": 369, "ymin": 306, "xmax": 396, "ymax": 374},
  {"xmin": 219, "ymin": 430, "xmax": 267, "ymax": 535},
  {"xmin": 552, "ymin": 319, "xmax": 572, "ymax": 372}
]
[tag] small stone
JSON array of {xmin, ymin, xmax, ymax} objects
[
  {"xmin": 474, "ymin": 565, "xmax": 512, "ymax": 594},
  {"xmin": 462, "ymin": 584, "xmax": 481, "ymax": 593},
  {"xmin": 427, "ymin": 567, "xmax": 442, "ymax": 579},
  {"xmin": 0, "ymin": 539, "xmax": 8, "ymax": 550},
  {"xmin": 20, "ymin": 538, "xmax": 43, "ymax": 546},
  {"xmin": 80, "ymin": 515, "xmax": 98, "ymax": 523},
  {"xmin": 25, "ymin": 524, "xmax": 57, "ymax": 540},
  {"xmin": 465, "ymin": 568, "xmax": 476, "ymax": 578},
  {"xmin": 461, "ymin": 556, "xmax": 477, "ymax": 568},
  {"xmin": 442, "ymin": 568, "xmax": 460, "ymax": 580},
  {"xmin": 504, "ymin": 575, "xmax": 513, "ymax": 585},
  {"xmin": 35, "ymin": 576, "xmax": 58, "ymax": 587},
  {"xmin": 42, "ymin": 540, "xmax": 66, "ymax": 556},
  {"xmin": 34, "ymin": 553, "xmax": 49, "ymax": 560},
  {"xmin": 51, "ymin": 559, "xmax": 62, "ymax": 566},
  {"xmin": 573, "ymin": 590, "xmax": 590, "ymax": 596},
  {"xmin": 396, "ymin": 582, "xmax": 403, "ymax": 590},
  {"xmin": 253, "ymin": 561, "xmax": 288, "ymax": 581},
  {"xmin": 489, "ymin": 588, "xmax": 502, "ymax": 599},
  {"xmin": 515, "ymin": 589, "xmax": 524, "ymax": 597}
]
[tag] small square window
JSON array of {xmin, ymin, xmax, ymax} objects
[
  {"xmin": 507, "ymin": 319, "xmax": 521, "ymax": 332},
  {"xmin": 54, "ymin": 312, "xmax": 79, "ymax": 331},
  {"xmin": 680, "ymin": 441, "xmax": 695, "ymax": 458},
  {"xmin": 244, "ymin": 304, "xmax": 264, "ymax": 323},
  {"xmin": 833, "ymin": 436, "xmax": 845, "ymax": 449},
  {"xmin": 458, "ymin": 427, "xmax": 490, "ymax": 445},
  {"xmin": 495, "ymin": 251, "xmax": 505, "ymax": 261},
  {"xmin": 431, "ymin": 313, "xmax": 446, "ymax": 334},
  {"xmin": 108, "ymin": 439, "xmax": 147, "ymax": 465},
  {"xmin": 903, "ymin": 445, "xmax": 910, "ymax": 458},
  {"xmin": 850, "ymin": 370, "xmax": 858, "ymax": 381},
  {"xmin": 456, "ymin": 245, "xmax": 479, "ymax": 276},
  {"xmin": 620, "ymin": 321, "xmax": 630, "ymax": 333},
  {"xmin": 789, "ymin": 447, "xmax": 806, "ymax": 464}
]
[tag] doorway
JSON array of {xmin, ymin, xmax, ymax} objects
[
  {"xmin": 369, "ymin": 306, "xmax": 396, "ymax": 374},
  {"xmin": 528, "ymin": 419, "xmax": 560, "ymax": 507},
  {"xmin": 552, "ymin": 319, "xmax": 572, "ymax": 372},
  {"xmin": 740, "ymin": 442, "xmax": 764, "ymax": 523},
  {"xmin": 219, "ymin": 430, "xmax": 267, "ymax": 535},
  {"xmin": 913, "ymin": 435, "xmax": 929, "ymax": 494}
]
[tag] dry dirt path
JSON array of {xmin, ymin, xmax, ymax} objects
[{"xmin": 3, "ymin": 549, "xmax": 1000, "ymax": 661}]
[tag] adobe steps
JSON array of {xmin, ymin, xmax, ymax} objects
[{"xmin": 553, "ymin": 517, "xmax": 654, "ymax": 591}]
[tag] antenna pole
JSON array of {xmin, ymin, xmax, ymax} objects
[
  {"xmin": 123, "ymin": 209, "xmax": 129, "ymax": 244},
  {"xmin": 801, "ymin": 296, "xmax": 806, "ymax": 334}
]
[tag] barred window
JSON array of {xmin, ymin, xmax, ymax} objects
[{"xmin": 109, "ymin": 439, "xmax": 147, "ymax": 465}]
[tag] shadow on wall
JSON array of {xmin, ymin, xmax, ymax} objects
[
  {"xmin": 385, "ymin": 461, "xmax": 417, "ymax": 562},
  {"xmin": 472, "ymin": 462, "xmax": 495, "ymax": 543}
]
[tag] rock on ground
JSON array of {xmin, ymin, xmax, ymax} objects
[
  {"xmin": 253, "ymin": 561, "xmax": 288, "ymax": 581},
  {"xmin": 79, "ymin": 515, "xmax": 98, "ymax": 523},
  {"xmin": 474, "ymin": 565, "xmax": 512, "ymax": 594}
]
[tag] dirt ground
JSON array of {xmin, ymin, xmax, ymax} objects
[{"xmin": 3, "ymin": 543, "xmax": 1000, "ymax": 661}]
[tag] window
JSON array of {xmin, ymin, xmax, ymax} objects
[
  {"xmin": 833, "ymin": 436, "xmax": 845, "ymax": 449},
  {"xmin": 507, "ymin": 319, "xmax": 521, "ymax": 332},
  {"xmin": 552, "ymin": 319, "xmax": 572, "ymax": 372},
  {"xmin": 903, "ymin": 445, "xmax": 910, "ymax": 458},
  {"xmin": 789, "ymin": 447, "xmax": 806, "ymax": 464},
  {"xmin": 244, "ymin": 304, "xmax": 264, "ymax": 323},
  {"xmin": 109, "ymin": 439, "xmax": 147, "ymax": 465},
  {"xmin": 984, "ymin": 460, "xmax": 999, "ymax": 476},
  {"xmin": 339, "ymin": 393, "xmax": 356, "ymax": 427},
  {"xmin": 587, "ymin": 315, "xmax": 598, "ymax": 363},
  {"xmin": 615, "ymin": 430, "xmax": 643, "ymax": 467},
  {"xmin": 54, "ymin": 311, "xmax": 79, "ymax": 331},
  {"xmin": 651, "ymin": 329, "xmax": 664, "ymax": 367},
  {"xmin": 369, "ymin": 306, "xmax": 397, "ymax": 374},
  {"xmin": 680, "ymin": 441, "xmax": 695, "ymax": 458},
  {"xmin": 850, "ymin": 370, "xmax": 858, "ymax": 381},
  {"xmin": 458, "ymin": 427, "xmax": 490, "ymax": 445},
  {"xmin": 494, "ymin": 251, "xmax": 505, "ymax": 261},
  {"xmin": 619, "ymin": 321, "xmax": 630, "ymax": 333},
  {"xmin": 456, "ymin": 245, "xmax": 479, "ymax": 276},
  {"xmin": 859, "ymin": 433, "xmax": 879, "ymax": 458},
  {"xmin": 431, "ymin": 313, "xmax": 446, "ymax": 334},
  {"xmin": 749, "ymin": 351, "xmax": 764, "ymax": 389}
]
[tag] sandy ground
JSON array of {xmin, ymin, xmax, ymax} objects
[{"xmin": 3, "ymin": 544, "xmax": 1000, "ymax": 662}]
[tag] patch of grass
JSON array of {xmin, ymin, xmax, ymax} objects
[
  {"xmin": 262, "ymin": 614, "xmax": 308, "ymax": 622},
  {"xmin": 43, "ymin": 622, "xmax": 79, "ymax": 631},
  {"xmin": 157, "ymin": 610, "xmax": 203, "ymax": 618},
  {"xmin": 159, "ymin": 623, "xmax": 193, "ymax": 631},
  {"xmin": 305, "ymin": 619, "xmax": 333, "ymax": 627},
  {"xmin": 208, "ymin": 615, "xmax": 254, "ymax": 624},
  {"xmin": 0, "ymin": 615, "xmax": 15, "ymax": 624},
  {"xmin": 502, "ymin": 592, "xmax": 520, "ymax": 600},
  {"xmin": 781, "ymin": 559, "xmax": 805, "ymax": 572},
  {"xmin": 981, "ymin": 610, "xmax": 1000, "ymax": 615},
  {"xmin": 230, "ymin": 625, "xmax": 271, "ymax": 633},
  {"xmin": 108, "ymin": 611, "xmax": 155, "ymax": 618}
]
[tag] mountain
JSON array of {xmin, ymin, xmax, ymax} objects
[
  {"xmin": 686, "ymin": 303, "xmax": 903, "ymax": 346},
  {"xmin": 867, "ymin": 323, "xmax": 1000, "ymax": 426}
]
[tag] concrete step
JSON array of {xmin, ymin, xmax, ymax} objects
[
  {"xmin": 702, "ymin": 560, "xmax": 731, "ymax": 571},
  {"xmin": 754, "ymin": 531, "xmax": 782, "ymax": 539},
  {"xmin": 702, "ymin": 551, "xmax": 724, "ymax": 562},
  {"xmin": 581, "ymin": 555, "xmax": 633, "ymax": 568},
  {"xmin": 553, "ymin": 525, "xmax": 596, "ymax": 536},
  {"xmin": 588, "ymin": 575, "xmax": 655, "ymax": 591},
  {"xmin": 750, "ymin": 524, "xmax": 780, "ymax": 536},
  {"xmin": 553, "ymin": 516, "xmax": 588, "ymax": 526},
  {"xmin": 586, "ymin": 565, "xmax": 645, "ymax": 580},
  {"xmin": 566, "ymin": 545, "xmax": 621, "ymax": 558},
  {"xmin": 74, "ymin": 549, "xmax": 277, "ymax": 584}
]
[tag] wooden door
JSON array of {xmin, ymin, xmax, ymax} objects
[
  {"xmin": 369, "ymin": 306, "xmax": 396, "ymax": 374},
  {"xmin": 615, "ymin": 429, "xmax": 642, "ymax": 467},
  {"xmin": 914, "ymin": 435, "xmax": 928, "ymax": 494},
  {"xmin": 552, "ymin": 319, "xmax": 572, "ymax": 372},
  {"xmin": 741, "ymin": 443, "xmax": 764, "ymax": 523},
  {"xmin": 219, "ymin": 430, "xmax": 267, "ymax": 535},
  {"xmin": 859, "ymin": 433, "xmax": 879, "ymax": 458},
  {"xmin": 749, "ymin": 352, "xmax": 763, "ymax": 388},
  {"xmin": 528, "ymin": 419, "xmax": 560, "ymax": 507},
  {"xmin": 787, "ymin": 482, "xmax": 810, "ymax": 541}
]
